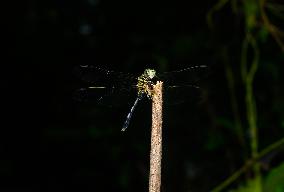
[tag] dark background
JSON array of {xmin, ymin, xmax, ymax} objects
[{"xmin": 4, "ymin": 0, "xmax": 284, "ymax": 191}]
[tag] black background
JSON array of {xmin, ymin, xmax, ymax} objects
[{"xmin": 4, "ymin": 0, "xmax": 284, "ymax": 191}]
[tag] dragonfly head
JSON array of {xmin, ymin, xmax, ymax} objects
[{"xmin": 144, "ymin": 69, "xmax": 156, "ymax": 79}]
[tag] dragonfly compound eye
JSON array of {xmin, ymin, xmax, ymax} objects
[{"xmin": 144, "ymin": 69, "xmax": 156, "ymax": 79}]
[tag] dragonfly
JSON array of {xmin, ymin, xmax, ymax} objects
[{"xmin": 75, "ymin": 65, "xmax": 206, "ymax": 131}]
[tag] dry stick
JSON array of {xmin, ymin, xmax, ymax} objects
[{"xmin": 149, "ymin": 81, "xmax": 163, "ymax": 192}]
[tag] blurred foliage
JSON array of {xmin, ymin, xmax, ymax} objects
[
  {"xmin": 264, "ymin": 162, "xmax": 284, "ymax": 192},
  {"xmin": 208, "ymin": 0, "xmax": 284, "ymax": 191},
  {"xmin": 229, "ymin": 163, "xmax": 284, "ymax": 192},
  {"xmin": 229, "ymin": 177, "xmax": 262, "ymax": 192}
]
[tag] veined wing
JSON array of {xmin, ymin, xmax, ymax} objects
[
  {"xmin": 74, "ymin": 65, "xmax": 137, "ymax": 90},
  {"xmin": 157, "ymin": 65, "xmax": 207, "ymax": 87},
  {"xmin": 159, "ymin": 65, "xmax": 207, "ymax": 105},
  {"xmin": 162, "ymin": 84, "xmax": 204, "ymax": 106},
  {"xmin": 73, "ymin": 65, "xmax": 139, "ymax": 105},
  {"xmin": 74, "ymin": 84, "xmax": 138, "ymax": 106}
]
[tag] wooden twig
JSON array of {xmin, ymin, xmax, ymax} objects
[{"xmin": 149, "ymin": 81, "xmax": 163, "ymax": 192}]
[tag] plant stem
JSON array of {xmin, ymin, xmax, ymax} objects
[{"xmin": 242, "ymin": 32, "xmax": 261, "ymax": 191}]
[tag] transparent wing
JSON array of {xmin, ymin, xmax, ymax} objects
[
  {"xmin": 74, "ymin": 65, "xmax": 137, "ymax": 89},
  {"xmin": 73, "ymin": 65, "xmax": 139, "ymax": 106},
  {"xmin": 157, "ymin": 65, "xmax": 207, "ymax": 86},
  {"xmin": 73, "ymin": 85, "xmax": 138, "ymax": 107},
  {"xmin": 163, "ymin": 84, "xmax": 204, "ymax": 106}
]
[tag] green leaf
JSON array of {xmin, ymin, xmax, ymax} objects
[
  {"xmin": 229, "ymin": 176, "xmax": 262, "ymax": 192},
  {"xmin": 264, "ymin": 163, "xmax": 284, "ymax": 192}
]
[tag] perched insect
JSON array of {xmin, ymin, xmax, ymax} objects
[{"xmin": 75, "ymin": 65, "xmax": 206, "ymax": 131}]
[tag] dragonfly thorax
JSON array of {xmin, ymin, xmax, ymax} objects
[{"xmin": 136, "ymin": 69, "xmax": 157, "ymax": 99}]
